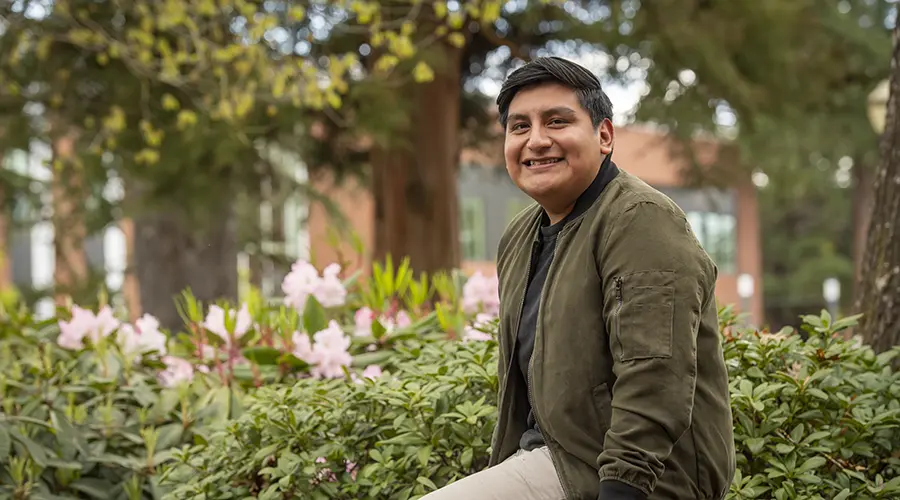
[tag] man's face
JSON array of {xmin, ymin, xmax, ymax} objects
[{"xmin": 503, "ymin": 83, "xmax": 613, "ymax": 212}]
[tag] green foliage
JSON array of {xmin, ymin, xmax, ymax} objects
[
  {"xmin": 0, "ymin": 305, "xmax": 233, "ymax": 499},
  {"xmin": 161, "ymin": 340, "xmax": 499, "ymax": 500},
  {"xmin": 723, "ymin": 310, "xmax": 900, "ymax": 499},
  {"xmin": 161, "ymin": 308, "xmax": 900, "ymax": 500},
  {"xmin": 3, "ymin": 279, "xmax": 899, "ymax": 499}
]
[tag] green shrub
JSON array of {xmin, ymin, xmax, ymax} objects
[
  {"xmin": 161, "ymin": 309, "xmax": 900, "ymax": 500},
  {"xmin": 724, "ymin": 310, "xmax": 900, "ymax": 499},
  {"xmin": 161, "ymin": 340, "xmax": 499, "ymax": 500},
  {"xmin": 4, "ymin": 262, "xmax": 900, "ymax": 500},
  {"xmin": 0, "ymin": 305, "xmax": 234, "ymax": 500},
  {"xmin": 0, "ymin": 256, "xmax": 497, "ymax": 499}
]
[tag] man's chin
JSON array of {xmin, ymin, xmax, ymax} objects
[{"xmin": 521, "ymin": 182, "xmax": 563, "ymax": 204}]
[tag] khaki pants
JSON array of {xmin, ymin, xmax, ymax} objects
[{"xmin": 420, "ymin": 447, "xmax": 566, "ymax": 500}]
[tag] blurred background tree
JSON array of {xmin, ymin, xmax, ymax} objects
[
  {"xmin": 0, "ymin": 0, "xmax": 481, "ymax": 329},
  {"xmin": 0, "ymin": 0, "xmax": 896, "ymax": 342}
]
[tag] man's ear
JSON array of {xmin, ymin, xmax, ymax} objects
[{"xmin": 597, "ymin": 119, "xmax": 614, "ymax": 155}]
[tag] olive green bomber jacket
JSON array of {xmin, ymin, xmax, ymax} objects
[{"xmin": 488, "ymin": 166, "xmax": 736, "ymax": 499}]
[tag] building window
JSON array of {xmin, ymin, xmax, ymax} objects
[
  {"xmin": 686, "ymin": 211, "xmax": 736, "ymax": 273},
  {"xmin": 460, "ymin": 197, "xmax": 487, "ymax": 260}
]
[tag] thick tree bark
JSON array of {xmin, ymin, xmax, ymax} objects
[
  {"xmin": 855, "ymin": 22, "xmax": 900, "ymax": 353},
  {"xmin": 51, "ymin": 133, "xmax": 89, "ymax": 305},
  {"xmin": 120, "ymin": 217, "xmax": 142, "ymax": 322},
  {"xmin": 371, "ymin": 42, "xmax": 463, "ymax": 274},
  {"xmin": 851, "ymin": 159, "xmax": 874, "ymax": 297},
  {"xmin": 132, "ymin": 201, "xmax": 238, "ymax": 332},
  {"xmin": 0, "ymin": 179, "xmax": 9, "ymax": 291}
]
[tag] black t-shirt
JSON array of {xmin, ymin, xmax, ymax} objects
[{"xmin": 516, "ymin": 219, "xmax": 564, "ymax": 450}]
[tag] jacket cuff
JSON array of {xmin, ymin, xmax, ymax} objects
[{"xmin": 597, "ymin": 479, "xmax": 648, "ymax": 500}]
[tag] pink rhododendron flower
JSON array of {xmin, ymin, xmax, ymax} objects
[
  {"xmin": 463, "ymin": 313, "xmax": 495, "ymax": 342},
  {"xmin": 309, "ymin": 320, "xmax": 353, "ymax": 379},
  {"xmin": 316, "ymin": 263, "xmax": 348, "ymax": 307},
  {"xmin": 362, "ymin": 364, "xmax": 382, "ymax": 380},
  {"xmin": 313, "ymin": 458, "xmax": 357, "ymax": 483},
  {"xmin": 57, "ymin": 305, "xmax": 121, "ymax": 350},
  {"xmin": 158, "ymin": 356, "xmax": 194, "ymax": 386},
  {"xmin": 353, "ymin": 307, "xmax": 375, "ymax": 336},
  {"xmin": 291, "ymin": 322, "xmax": 352, "ymax": 379},
  {"xmin": 203, "ymin": 304, "xmax": 252, "ymax": 346},
  {"xmin": 461, "ymin": 271, "xmax": 500, "ymax": 316},
  {"xmin": 353, "ymin": 307, "xmax": 413, "ymax": 337},
  {"xmin": 281, "ymin": 260, "xmax": 348, "ymax": 309},
  {"xmin": 282, "ymin": 260, "xmax": 321, "ymax": 310},
  {"xmin": 345, "ymin": 461, "xmax": 358, "ymax": 481},
  {"xmin": 117, "ymin": 313, "xmax": 167, "ymax": 358},
  {"xmin": 292, "ymin": 330, "xmax": 315, "ymax": 361},
  {"xmin": 352, "ymin": 364, "xmax": 383, "ymax": 384},
  {"xmin": 395, "ymin": 310, "xmax": 412, "ymax": 328}
]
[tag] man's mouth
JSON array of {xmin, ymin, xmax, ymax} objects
[{"xmin": 524, "ymin": 158, "xmax": 564, "ymax": 168}]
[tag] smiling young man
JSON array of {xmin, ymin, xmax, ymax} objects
[{"xmin": 422, "ymin": 57, "xmax": 735, "ymax": 499}]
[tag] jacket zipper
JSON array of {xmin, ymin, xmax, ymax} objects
[
  {"xmin": 528, "ymin": 236, "xmax": 573, "ymax": 500},
  {"xmin": 614, "ymin": 276, "xmax": 624, "ymax": 359},
  {"xmin": 493, "ymin": 241, "xmax": 538, "ymax": 466}
]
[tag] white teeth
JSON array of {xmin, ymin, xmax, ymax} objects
[{"xmin": 527, "ymin": 158, "xmax": 561, "ymax": 166}]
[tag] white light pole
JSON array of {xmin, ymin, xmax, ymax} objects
[
  {"xmin": 868, "ymin": 79, "xmax": 890, "ymax": 134},
  {"xmin": 823, "ymin": 277, "xmax": 841, "ymax": 320},
  {"xmin": 737, "ymin": 273, "xmax": 754, "ymax": 325}
]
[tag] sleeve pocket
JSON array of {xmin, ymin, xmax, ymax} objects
[{"xmin": 613, "ymin": 271, "xmax": 675, "ymax": 361}]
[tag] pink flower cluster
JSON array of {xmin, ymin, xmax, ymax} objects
[
  {"xmin": 353, "ymin": 306, "xmax": 412, "ymax": 337},
  {"xmin": 57, "ymin": 305, "xmax": 121, "ymax": 350},
  {"xmin": 461, "ymin": 271, "xmax": 500, "ymax": 317},
  {"xmin": 463, "ymin": 313, "xmax": 495, "ymax": 342},
  {"xmin": 200, "ymin": 303, "xmax": 252, "ymax": 363},
  {"xmin": 292, "ymin": 320, "xmax": 354, "ymax": 379},
  {"xmin": 58, "ymin": 305, "xmax": 168, "ymax": 357},
  {"xmin": 158, "ymin": 356, "xmax": 196, "ymax": 386},
  {"xmin": 314, "ymin": 457, "xmax": 358, "ymax": 483},
  {"xmin": 282, "ymin": 260, "xmax": 348, "ymax": 310},
  {"xmin": 56, "ymin": 305, "xmax": 192, "ymax": 386}
]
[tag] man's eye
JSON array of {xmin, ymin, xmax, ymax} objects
[
  {"xmin": 548, "ymin": 118, "xmax": 567, "ymax": 126},
  {"xmin": 511, "ymin": 123, "xmax": 528, "ymax": 131}
]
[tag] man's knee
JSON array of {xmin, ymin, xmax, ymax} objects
[{"xmin": 419, "ymin": 447, "xmax": 564, "ymax": 500}]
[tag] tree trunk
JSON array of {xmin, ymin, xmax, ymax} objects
[
  {"xmin": 132, "ymin": 201, "xmax": 238, "ymax": 332},
  {"xmin": 0, "ymin": 180, "xmax": 10, "ymax": 292},
  {"xmin": 855, "ymin": 21, "xmax": 900, "ymax": 353},
  {"xmin": 851, "ymin": 158, "xmax": 874, "ymax": 300},
  {"xmin": 372, "ymin": 41, "xmax": 463, "ymax": 275},
  {"xmin": 120, "ymin": 217, "xmax": 142, "ymax": 323},
  {"xmin": 51, "ymin": 133, "xmax": 89, "ymax": 305}
]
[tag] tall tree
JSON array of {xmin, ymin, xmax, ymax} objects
[
  {"xmin": 856, "ymin": 20, "xmax": 900, "ymax": 353},
  {"xmin": 371, "ymin": 39, "xmax": 465, "ymax": 273},
  {"xmin": 364, "ymin": 0, "xmax": 893, "ymax": 279},
  {"xmin": 0, "ymin": 0, "xmax": 475, "ymax": 327}
]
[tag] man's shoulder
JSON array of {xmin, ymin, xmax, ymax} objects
[{"xmin": 600, "ymin": 169, "xmax": 687, "ymax": 222}]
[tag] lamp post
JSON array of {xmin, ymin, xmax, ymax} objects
[
  {"xmin": 823, "ymin": 277, "xmax": 841, "ymax": 320},
  {"xmin": 737, "ymin": 273, "xmax": 754, "ymax": 326},
  {"xmin": 868, "ymin": 79, "xmax": 889, "ymax": 134}
]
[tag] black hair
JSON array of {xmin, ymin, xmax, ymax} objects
[{"xmin": 496, "ymin": 56, "xmax": 613, "ymax": 129}]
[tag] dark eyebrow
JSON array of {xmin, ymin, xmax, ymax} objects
[{"xmin": 507, "ymin": 106, "xmax": 579, "ymax": 126}]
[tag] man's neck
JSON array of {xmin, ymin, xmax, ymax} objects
[{"xmin": 544, "ymin": 205, "xmax": 575, "ymax": 225}]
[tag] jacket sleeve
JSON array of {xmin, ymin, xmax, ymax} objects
[{"xmin": 595, "ymin": 201, "xmax": 716, "ymax": 498}]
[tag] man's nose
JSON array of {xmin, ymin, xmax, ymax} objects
[{"xmin": 526, "ymin": 126, "xmax": 552, "ymax": 150}]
